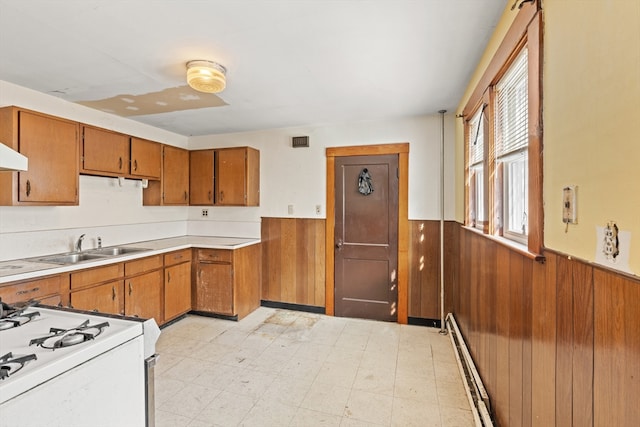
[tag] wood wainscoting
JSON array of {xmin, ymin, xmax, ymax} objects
[
  {"xmin": 262, "ymin": 217, "xmax": 448, "ymax": 321},
  {"xmin": 261, "ymin": 217, "xmax": 326, "ymax": 307},
  {"xmin": 454, "ymin": 224, "xmax": 640, "ymax": 427}
]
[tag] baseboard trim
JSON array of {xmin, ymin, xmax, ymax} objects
[
  {"xmin": 189, "ymin": 310, "xmax": 239, "ymax": 322},
  {"xmin": 408, "ymin": 317, "xmax": 441, "ymax": 328},
  {"xmin": 260, "ymin": 300, "xmax": 326, "ymax": 314}
]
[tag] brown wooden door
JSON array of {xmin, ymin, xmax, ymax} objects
[
  {"xmin": 162, "ymin": 145, "xmax": 189, "ymax": 205},
  {"xmin": 125, "ymin": 270, "xmax": 163, "ymax": 321},
  {"xmin": 18, "ymin": 111, "xmax": 78, "ymax": 204},
  {"xmin": 189, "ymin": 150, "xmax": 215, "ymax": 205},
  {"xmin": 164, "ymin": 262, "xmax": 192, "ymax": 320},
  {"xmin": 130, "ymin": 137, "xmax": 161, "ymax": 179},
  {"xmin": 196, "ymin": 262, "xmax": 233, "ymax": 315},
  {"xmin": 334, "ymin": 154, "xmax": 398, "ymax": 321},
  {"xmin": 81, "ymin": 126, "xmax": 129, "ymax": 175},
  {"xmin": 71, "ymin": 280, "xmax": 123, "ymax": 315},
  {"xmin": 216, "ymin": 148, "xmax": 246, "ymax": 205}
]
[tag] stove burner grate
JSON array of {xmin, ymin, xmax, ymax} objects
[
  {"xmin": 29, "ymin": 320, "xmax": 110, "ymax": 350},
  {"xmin": 0, "ymin": 352, "xmax": 37, "ymax": 380},
  {"xmin": 0, "ymin": 299, "xmax": 40, "ymax": 331}
]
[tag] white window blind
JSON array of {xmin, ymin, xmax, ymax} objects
[
  {"xmin": 468, "ymin": 107, "xmax": 484, "ymax": 166},
  {"xmin": 495, "ymin": 48, "xmax": 528, "ymax": 158}
]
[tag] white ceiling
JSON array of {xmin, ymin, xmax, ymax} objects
[{"xmin": 0, "ymin": 0, "xmax": 505, "ymax": 136}]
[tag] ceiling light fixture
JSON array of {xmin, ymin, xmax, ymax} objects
[{"xmin": 186, "ymin": 60, "xmax": 227, "ymax": 94}]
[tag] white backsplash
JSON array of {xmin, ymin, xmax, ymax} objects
[{"xmin": 0, "ymin": 175, "xmax": 260, "ymax": 262}]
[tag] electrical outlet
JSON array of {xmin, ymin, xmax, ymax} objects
[
  {"xmin": 288, "ymin": 205, "xmax": 294, "ymax": 215},
  {"xmin": 202, "ymin": 209, "xmax": 208, "ymax": 217},
  {"xmin": 315, "ymin": 205, "xmax": 321, "ymax": 215}
]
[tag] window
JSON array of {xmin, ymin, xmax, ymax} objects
[
  {"xmin": 468, "ymin": 107, "xmax": 486, "ymax": 229},
  {"xmin": 495, "ymin": 48, "xmax": 528, "ymax": 243},
  {"xmin": 462, "ymin": 4, "xmax": 542, "ymax": 256}
]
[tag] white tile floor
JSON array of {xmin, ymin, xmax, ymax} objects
[{"xmin": 154, "ymin": 307, "xmax": 473, "ymax": 427}]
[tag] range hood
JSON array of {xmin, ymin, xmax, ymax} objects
[{"xmin": 0, "ymin": 143, "xmax": 28, "ymax": 171}]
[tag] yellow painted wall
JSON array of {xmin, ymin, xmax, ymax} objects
[
  {"xmin": 456, "ymin": 1, "xmax": 640, "ymax": 275},
  {"xmin": 455, "ymin": 2, "xmax": 517, "ymax": 222}
]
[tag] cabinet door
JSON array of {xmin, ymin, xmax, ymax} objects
[
  {"xmin": 71, "ymin": 280, "xmax": 123, "ymax": 315},
  {"xmin": 81, "ymin": 126, "xmax": 129, "ymax": 175},
  {"xmin": 18, "ymin": 111, "xmax": 79, "ymax": 204},
  {"xmin": 164, "ymin": 262, "xmax": 192, "ymax": 320},
  {"xmin": 130, "ymin": 137, "xmax": 161, "ymax": 179},
  {"xmin": 189, "ymin": 150, "xmax": 214, "ymax": 205},
  {"xmin": 196, "ymin": 263, "xmax": 233, "ymax": 315},
  {"xmin": 125, "ymin": 270, "xmax": 163, "ymax": 322},
  {"xmin": 162, "ymin": 145, "xmax": 189, "ymax": 205},
  {"xmin": 216, "ymin": 148, "xmax": 246, "ymax": 205}
]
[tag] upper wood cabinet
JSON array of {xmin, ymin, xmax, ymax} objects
[
  {"xmin": 130, "ymin": 137, "xmax": 161, "ymax": 179},
  {"xmin": 0, "ymin": 107, "xmax": 79, "ymax": 206},
  {"xmin": 81, "ymin": 126, "xmax": 129, "ymax": 176},
  {"xmin": 143, "ymin": 145, "xmax": 189, "ymax": 206},
  {"xmin": 80, "ymin": 126, "xmax": 161, "ymax": 180},
  {"xmin": 189, "ymin": 147, "xmax": 259, "ymax": 206},
  {"xmin": 189, "ymin": 149, "xmax": 214, "ymax": 205}
]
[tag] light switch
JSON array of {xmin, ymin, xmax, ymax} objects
[
  {"xmin": 288, "ymin": 204, "xmax": 294, "ymax": 215},
  {"xmin": 562, "ymin": 186, "xmax": 577, "ymax": 224}
]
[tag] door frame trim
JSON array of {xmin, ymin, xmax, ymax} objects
[{"xmin": 325, "ymin": 143, "xmax": 409, "ymax": 324}]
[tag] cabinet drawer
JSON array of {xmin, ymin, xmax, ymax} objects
[
  {"xmin": 125, "ymin": 255, "xmax": 163, "ymax": 276},
  {"xmin": 198, "ymin": 249, "xmax": 232, "ymax": 263},
  {"xmin": 71, "ymin": 263, "xmax": 124, "ymax": 290},
  {"xmin": 0, "ymin": 274, "xmax": 67, "ymax": 304},
  {"xmin": 164, "ymin": 249, "xmax": 192, "ymax": 267}
]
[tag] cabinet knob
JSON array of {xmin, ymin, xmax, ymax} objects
[
  {"xmin": 184, "ymin": 191, "xmax": 188, "ymax": 201},
  {"xmin": 208, "ymin": 191, "xmax": 212, "ymax": 201},
  {"xmin": 133, "ymin": 160, "xmax": 138, "ymax": 171},
  {"xmin": 167, "ymin": 272, "xmax": 171, "ymax": 283},
  {"xmin": 26, "ymin": 180, "xmax": 31, "ymax": 197},
  {"xmin": 118, "ymin": 157, "xmax": 123, "ymax": 170},
  {"xmin": 129, "ymin": 282, "xmax": 133, "ymax": 296},
  {"xmin": 112, "ymin": 286, "xmax": 116, "ymax": 301},
  {"xmin": 220, "ymin": 191, "xmax": 224, "ymax": 202}
]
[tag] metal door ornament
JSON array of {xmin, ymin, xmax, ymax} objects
[{"xmin": 358, "ymin": 168, "xmax": 374, "ymax": 195}]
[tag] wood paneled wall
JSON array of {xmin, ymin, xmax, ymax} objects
[
  {"xmin": 262, "ymin": 217, "xmax": 445, "ymax": 317},
  {"xmin": 406, "ymin": 220, "xmax": 459, "ymax": 320},
  {"xmin": 453, "ymin": 224, "xmax": 640, "ymax": 427},
  {"xmin": 261, "ymin": 217, "xmax": 325, "ymax": 307}
]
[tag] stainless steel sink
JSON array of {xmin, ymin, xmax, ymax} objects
[
  {"xmin": 86, "ymin": 247, "xmax": 149, "ymax": 256},
  {"xmin": 31, "ymin": 246, "xmax": 150, "ymax": 265},
  {"xmin": 35, "ymin": 252, "xmax": 109, "ymax": 265}
]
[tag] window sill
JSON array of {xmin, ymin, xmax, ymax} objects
[{"xmin": 462, "ymin": 225, "xmax": 545, "ymax": 263}]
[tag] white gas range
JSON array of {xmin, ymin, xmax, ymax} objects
[{"xmin": 0, "ymin": 301, "xmax": 160, "ymax": 427}]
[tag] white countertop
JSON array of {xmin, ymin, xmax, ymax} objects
[{"xmin": 0, "ymin": 235, "xmax": 260, "ymax": 284}]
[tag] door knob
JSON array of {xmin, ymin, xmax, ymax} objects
[{"xmin": 336, "ymin": 238, "xmax": 344, "ymax": 249}]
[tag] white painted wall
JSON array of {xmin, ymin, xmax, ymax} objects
[
  {"xmin": 0, "ymin": 81, "xmax": 456, "ymax": 261},
  {"xmin": 188, "ymin": 114, "xmax": 456, "ymax": 222}
]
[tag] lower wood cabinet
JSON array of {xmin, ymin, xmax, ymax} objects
[
  {"xmin": 164, "ymin": 249, "xmax": 192, "ymax": 321},
  {"xmin": 69, "ymin": 255, "xmax": 163, "ymax": 323},
  {"xmin": 70, "ymin": 263, "xmax": 124, "ymax": 315},
  {"xmin": 0, "ymin": 274, "xmax": 68, "ymax": 306},
  {"xmin": 196, "ymin": 261, "xmax": 233, "ymax": 315},
  {"xmin": 2, "ymin": 244, "xmax": 258, "ymax": 325},
  {"xmin": 71, "ymin": 280, "xmax": 122, "ymax": 315},
  {"xmin": 125, "ymin": 269, "xmax": 163, "ymax": 321},
  {"xmin": 194, "ymin": 244, "xmax": 261, "ymax": 320},
  {"xmin": 124, "ymin": 255, "xmax": 163, "ymax": 322}
]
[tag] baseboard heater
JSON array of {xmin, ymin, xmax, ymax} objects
[{"xmin": 445, "ymin": 313, "xmax": 494, "ymax": 427}]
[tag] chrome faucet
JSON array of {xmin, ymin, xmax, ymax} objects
[{"xmin": 76, "ymin": 234, "xmax": 86, "ymax": 252}]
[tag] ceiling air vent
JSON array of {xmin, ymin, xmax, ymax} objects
[{"xmin": 292, "ymin": 136, "xmax": 309, "ymax": 148}]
